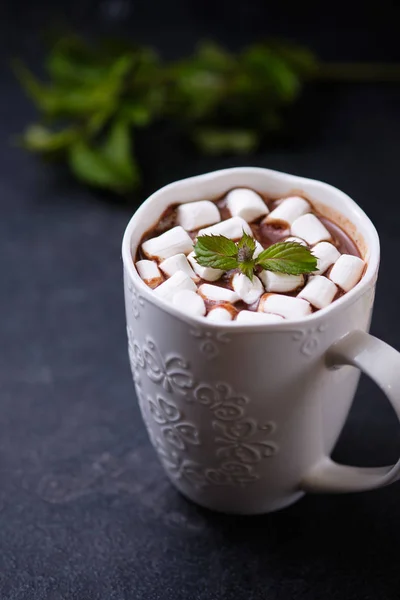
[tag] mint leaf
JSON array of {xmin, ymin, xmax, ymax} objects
[
  {"xmin": 69, "ymin": 140, "xmax": 121, "ymax": 189},
  {"xmin": 14, "ymin": 34, "xmax": 318, "ymax": 197},
  {"xmin": 119, "ymin": 102, "xmax": 153, "ymax": 127},
  {"xmin": 68, "ymin": 120, "xmax": 138, "ymax": 193},
  {"xmin": 46, "ymin": 36, "xmax": 107, "ymax": 85},
  {"xmin": 192, "ymin": 128, "xmax": 259, "ymax": 155},
  {"xmin": 15, "ymin": 54, "xmax": 133, "ymax": 118},
  {"xmin": 196, "ymin": 41, "xmax": 234, "ymax": 71},
  {"xmin": 19, "ymin": 124, "xmax": 77, "ymax": 153},
  {"xmin": 102, "ymin": 118, "xmax": 139, "ymax": 186},
  {"xmin": 194, "ymin": 234, "xmax": 238, "ymax": 270},
  {"xmin": 239, "ymin": 261, "xmax": 255, "ymax": 280},
  {"xmin": 256, "ymin": 241, "xmax": 317, "ymax": 275},
  {"xmin": 237, "ymin": 231, "xmax": 256, "ymax": 257},
  {"xmin": 236, "ymin": 231, "xmax": 256, "ymax": 280},
  {"xmin": 194, "ymin": 235, "xmax": 317, "ymax": 280}
]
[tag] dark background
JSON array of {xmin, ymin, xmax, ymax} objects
[{"xmin": 1, "ymin": 1, "xmax": 400, "ymax": 599}]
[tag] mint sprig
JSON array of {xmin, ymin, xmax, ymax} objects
[
  {"xmin": 14, "ymin": 35, "xmax": 318, "ymax": 196},
  {"xmin": 193, "ymin": 235, "xmax": 239, "ymax": 270},
  {"xmin": 194, "ymin": 232, "xmax": 317, "ymax": 280},
  {"xmin": 236, "ymin": 232, "xmax": 257, "ymax": 279},
  {"xmin": 257, "ymin": 242, "xmax": 317, "ymax": 275}
]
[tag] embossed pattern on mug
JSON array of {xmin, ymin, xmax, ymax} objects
[{"xmin": 127, "ymin": 328, "xmax": 278, "ymax": 489}]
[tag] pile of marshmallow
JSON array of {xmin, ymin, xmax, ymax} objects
[{"xmin": 135, "ymin": 189, "xmax": 365, "ymax": 323}]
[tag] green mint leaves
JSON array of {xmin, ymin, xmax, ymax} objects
[
  {"xmin": 194, "ymin": 232, "xmax": 317, "ymax": 280},
  {"xmin": 236, "ymin": 232, "xmax": 257, "ymax": 280},
  {"xmin": 193, "ymin": 235, "xmax": 239, "ymax": 270},
  {"xmin": 14, "ymin": 35, "xmax": 317, "ymax": 196},
  {"xmin": 256, "ymin": 242, "xmax": 317, "ymax": 275}
]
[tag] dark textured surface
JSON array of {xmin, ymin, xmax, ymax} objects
[{"xmin": 1, "ymin": 2, "xmax": 400, "ymax": 599}]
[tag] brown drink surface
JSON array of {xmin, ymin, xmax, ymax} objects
[
  {"xmin": 136, "ymin": 191, "xmax": 363, "ymax": 318},
  {"xmin": 139, "ymin": 194, "xmax": 360, "ymax": 257}
]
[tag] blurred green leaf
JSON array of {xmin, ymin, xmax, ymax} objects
[
  {"xmin": 196, "ymin": 41, "xmax": 234, "ymax": 71},
  {"xmin": 15, "ymin": 54, "xmax": 133, "ymax": 118},
  {"xmin": 68, "ymin": 120, "xmax": 138, "ymax": 192},
  {"xmin": 168, "ymin": 63, "xmax": 224, "ymax": 119},
  {"xmin": 167, "ymin": 42, "xmax": 233, "ymax": 120},
  {"xmin": 14, "ymin": 34, "xmax": 319, "ymax": 196},
  {"xmin": 19, "ymin": 124, "xmax": 77, "ymax": 153},
  {"xmin": 119, "ymin": 102, "xmax": 152, "ymax": 126},
  {"xmin": 132, "ymin": 47, "xmax": 160, "ymax": 79},
  {"xmin": 69, "ymin": 140, "xmax": 121, "ymax": 190},
  {"xmin": 192, "ymin": 128, "xmax": 259, "ymax": 155},
  {"xmin": 46, "ymin": 36, "xmax": 107, "ymax": 84},
  {"xmin": 102, "ymin": 119, "xmax": 138, "ymax": 183},
  {"xmin": 87, "ymin": 106, "xmax": 115, "ymax": 135},
  {"xmin": 240, "ymin": 45, "xmax": 300, "ymax": 102}
]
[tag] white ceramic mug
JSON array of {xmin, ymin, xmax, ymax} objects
[{"xmin": 122, "ymin": 167, "xmax": 400, "ymax": 515}]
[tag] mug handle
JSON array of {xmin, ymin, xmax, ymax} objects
[{"xmin": 301, "ymin": 330, "xmax": 400, "ymax": 493}]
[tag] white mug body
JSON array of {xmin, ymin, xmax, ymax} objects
[{"xmin": 123, "ymin": 167, "xmax": 379, "ymax": 514}]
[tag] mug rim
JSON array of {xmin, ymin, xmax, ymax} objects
[{"xmin": 122, "ymin": 167, "xmax": 380, "ymax": 330}]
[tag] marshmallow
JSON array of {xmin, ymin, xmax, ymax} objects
[
  {"xmin": 172, "ymin": 290, "xmax": 206, "ymax": 317},
  {"xmin": 187, "ymin": 251, "xmax": 223, "ymax": 282},
  {"xmin": 259, "ymin": 294, "xmax": 312, "ymax": 320},
  {"xmin": 232, "ymin": 273, "xmax": 263, "ymax": 304},
  {"xmin": 235, "ymin": 311, "xmax": 284, "ymax": 324},
  {"xmin": 136, "ymin": 259, "xmax": 163, "ymax": 289},
  {"xmin": 207, "ymin": 306, "xmax": 234, "ymax": 322},
  {"xmin": 142, "ymin": 226, "xmax": 193, "ymax": 260},
  {"xmin": 312, "ymin": 241, "xmax": 341, "ymax": 275},
  {"xmin": 154, "ymin": 271, "xmax": 197, "ymax": 302},
  {"xmin": 225, "ymin": 188, "xmax": 269, "ymax": 223},
  {"xmin": 298, "ymin": 276, "xmax": 338, "ymax": 309},
  {"xmin": 198, "ymin": 284, "xmax": 239, "ymax": 304},
  {"xmin": 329, "ymin": 254, "xmax": 365, "ymax": 292},
  {"xmin": 177, "ymin": 200, "xmax": 221, "ymax": 231},
  {"xmin": 284, "ymin": 236, "xmax": 308, "ymax": 247},
  {"xmin": 159, "ymin": 253, "xmax": 198, "ymax": 281},
  {"xmin": 265, "ymin": 196, "xmax": 311, "ymax": 226},
  {"xmin": 198, "ymin": 216, "xmax": 253, "ymax": 240},
  {"xmin": 253, "ymin": 240, "xmax": 265, "ymax": 258},
  {"xmin": 259, "ymin": 270, "xmax": 304, "ymax": 293},
  {"xmin": 291, "ymin": 214, "xmax": 331, "ymax": 245}
]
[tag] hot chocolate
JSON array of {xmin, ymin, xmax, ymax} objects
[{"xmin": 134, "ymin": 188, "xmax": 365, "ymax": 322}]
